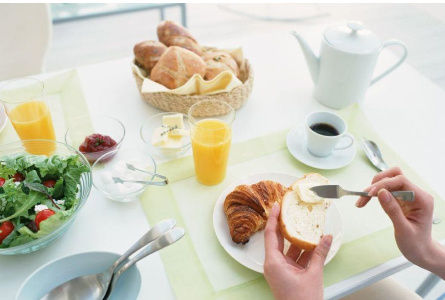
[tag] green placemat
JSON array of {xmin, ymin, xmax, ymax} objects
[
  {"xmin": 0, "ymin": 70, "xmax": 91, "ymax": 146},
  {"xmin": 140, "ymin": 105, "xmax": 445, "ymax": 300}
]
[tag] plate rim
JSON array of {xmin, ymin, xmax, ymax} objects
[
  {"xmin": 286, "ymin": 126, "xmax": 356, "ymax": 170},
  {"xmin": 15, "ymin": 251, "xmax": 141, "ymax": 300},
  {"xmin": 213, "ymin": 172, "xmax": 344, "ymax": 273}
]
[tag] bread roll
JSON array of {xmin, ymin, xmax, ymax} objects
[
  {"xmin": 203, "ymin": 52, "xmax": 239, "ymax": 81},
  {"xmin": 279, "ymin": 173, "xmax": 332, "ymax": 251},
  {"xmin": 157, "ymin": 20, "xmax": 202, "ymax": 55},
  {"xmin": 150, "ymin": 46, "xmax": 206, "ymax": 89},
  {"xmin": 134, "ymin": 40, "xmax": 167, "ymax": 72}
]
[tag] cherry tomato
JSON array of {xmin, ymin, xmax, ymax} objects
[
  {"xmin": 0, "ymin": 221, "xmax": 14, "ymax": 244},
  {"xmin": 35, "ymin": 209, "xmax": 55, "ymax": 230},
  {"xmin": 12, "ymin": 173, "xmax": 24, "ymax": 182},
  {"xmin": 43, "ymin": 180, "xmax": 56, "ymax": 188},
  {"xmin": 0, "ymin": 177, "xmax": 5, "ymax": 187}
]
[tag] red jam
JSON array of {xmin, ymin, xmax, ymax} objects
[{"xmin": 79, "ymin": 134, "xmax": 117, "ymax": 153}]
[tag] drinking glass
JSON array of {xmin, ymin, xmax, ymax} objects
[
  {"xmin": 0, "ymin": 78, "xmax": 56, "ymax": 154},
  {"xmin": 188, "ymin": 101, "xmax": 235, "ymax": 185}
]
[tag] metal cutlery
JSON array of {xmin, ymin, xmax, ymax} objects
[
  {"xmin": 103, "ymin": 227, "xmax": 185, "ymax": 300},
  {"xmin": 125, "ymin": 163, "xmax": 169, "ymax": 184},
  {"xmin": 41, "ymin": 219, "xmax": 176, "ymax": 300},
  {"xmin": 360, "ymin": 137, "xmax": 441, "ymax": 224},
  {"xmin": 310, "ymin": 185, "xmax": 415, "ymax": 202},
  {"xmin": 359, "ymin": 137, "xmax": 388, "ymax": 172},
  {"xmin": 112, "ymin": 177, "xmax": 168, "ymax": 186}
]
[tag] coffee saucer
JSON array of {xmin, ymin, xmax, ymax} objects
[{"xmin": 286, "ymin": 126, "xmax": 356, "ymax": 170}]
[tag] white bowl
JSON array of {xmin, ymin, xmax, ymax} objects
[{"xmin": 16, "ymin": 251, "xmax": 141, "ymax": 300}]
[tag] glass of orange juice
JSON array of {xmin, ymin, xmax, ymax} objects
[
  {"xmin": 188, "ymin": 101, "xmax": 235, "ymax": 185},
  {"xmin": 0, "ymin": 78, "xmax": 56, "ymax": 154}
]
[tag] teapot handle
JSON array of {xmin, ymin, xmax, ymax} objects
[{"xmin": 370, "ymin": 40, "xmax": 408, "ymax": 86}]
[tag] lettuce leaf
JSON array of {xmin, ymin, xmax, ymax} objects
[
  {"xmin": 34, "ymin": 154, "xmax": 74, "ymax": 177},
  {"xmin": 0, "ymin": 190, "xmax": 46, "ymax": 222},
  {"xmin": 51, "ymin": 178, "xmax": 64, "ymax": 199},
  {"xmin": 24, "ymin": 170, "xmax": 41, "ymax": 184},
  {"xmin": 0, "ymin": 164, "xmax": 15, "ymax": 178}
]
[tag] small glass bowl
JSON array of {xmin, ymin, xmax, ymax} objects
[
  {"xmin": 0, "ymin": 140, "xmax": 92, "ymax": 255},
  {"xmin": 65, "ymin": 115, "xmax": 125, "ymax": 164},
  {"xmin": 92, "ymin": 148, "xmax": 157, "ymax": 202},
  {"xmin": 140, "ymin": 112, "xmax": 191, "ymax": 159}
]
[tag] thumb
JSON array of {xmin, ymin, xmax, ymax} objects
[
  {"xmin": 378, "ymin": 189, "xmax": 406, "ymax": 228},
  {"xmin": 309, "ymin": 235, "xmax": 332, "ymax": 272}
]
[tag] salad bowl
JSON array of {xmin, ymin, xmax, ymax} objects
[{"xmin": 0, "ymin": 140, "xmax": 92, "ymax": 255}]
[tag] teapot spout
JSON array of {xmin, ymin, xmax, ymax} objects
[{"xmin": 290, "ymin": 31, "xmax": 319, "ymax": 84}]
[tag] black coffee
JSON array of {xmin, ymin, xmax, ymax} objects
[{"xmin": 310, "ymin": 123, "xmax": 339, "ymax": 136}]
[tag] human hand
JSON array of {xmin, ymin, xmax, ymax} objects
[
  {"xmin": 356, "ymin": 167, "xmax": 445, "ymax": 277},
  {"xmin": 264, "ymin": 202, "xmax": 332, "ymax": 300}
]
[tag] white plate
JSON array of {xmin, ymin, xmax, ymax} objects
[
  {"xmin": 286, "ymin": 126, "xmax": 356, "ymax": 170},
  {"xmin": 213, "ymin": 172, "xmax": 343, "ymax": 273},
  {"xmin": 0, "ymin": 105, "xmax": 7, "ymax": 134},
  {"xmin": 16, "ymin": 251, "xmax": 141, "ymax": 300}
]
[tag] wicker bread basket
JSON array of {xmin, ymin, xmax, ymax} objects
[{"xmin": 133, "ymin": 59, "xmax": 253, "ymax": 117}]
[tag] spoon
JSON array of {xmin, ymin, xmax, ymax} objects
[
  {"xmin": 103, "ymin": 227, "xmax": 185, "ymax": 300},
  {"xmin": 41, "ymin": 219, "xmax": 176, "ymax": 300}
]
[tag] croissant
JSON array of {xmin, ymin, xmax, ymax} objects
[{"xmin": 224, "ymin": 180, "xmax": 288, "ymax": 244}]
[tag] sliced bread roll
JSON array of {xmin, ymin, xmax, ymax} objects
[{"xmin": 279, "ymin": 173, "xmax": 332, "ymax": 251}]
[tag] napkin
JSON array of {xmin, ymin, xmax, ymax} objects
[{"xmin": 133, "ymin": 48, "xmax": 245, "ymax": 96}]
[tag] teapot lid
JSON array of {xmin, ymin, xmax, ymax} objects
[{"xmin": 324, "ymin": 21, "xmax": 381, "ymax": 54}]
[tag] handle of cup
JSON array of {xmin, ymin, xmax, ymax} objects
[{"xmin": 334, "ymin": 133, "xmax": 354, "ymax": 150}]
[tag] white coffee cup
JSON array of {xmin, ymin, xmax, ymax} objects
[{"xmin": 305, "ymin": 111, "xmax": 354, "ymax": 157}]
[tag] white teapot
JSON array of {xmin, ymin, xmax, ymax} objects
[{"xmin": 292, "ymin": 21, "xmax": 407, "ymax": 109}]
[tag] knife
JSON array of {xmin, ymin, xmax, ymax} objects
[{"xmin": 310, "ymin": 185, "xmax": 415, "ymax": 202}]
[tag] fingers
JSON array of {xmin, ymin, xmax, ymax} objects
[
  {"xmin": 265, "ymin": 202, "xmax": 284, "ymax": 260},
  {"xmin": 356, "ymin": 175, "xmax": 408, "ymax": 208},
  {"xmin": 372, "ymin": 167, "xmax": 403, "ymax": 184},
  {"xmin": 377, "ymin": 189, "xmax": 407, "ymax": 229},
  {"xmin": 356, "ymin": 167, "xmax": 404, "ymax": 208},
  {"xmin": 286, "ymin": 245, "xmax": 302, "ymax": 261},
  {"xmin": 297, "ymin": 250, "xmax": 314, "ymax": 269},
  {"xmin": 356, "ymin": 186, "xmax": 377, "ymax": 208},
  {"xmin": 309, "ymin": 235, "xmax": 332, "ymax": 273}
]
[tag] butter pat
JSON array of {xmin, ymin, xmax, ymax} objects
[
  {"xmin": 151, "ymin": 127, "xmax": 169, "ymax": 147},
  {"xmin": 160, "ymin": 136, "xmax": 183, "ymax": 149},
  {"xmin": 169, "ymin": 129, "xmax": 190, "ymax": 137},
  {"xmin": 295, "ymin": 183, "xmax": 323, "ymax": 204},
  {"xmin": 162, "ymin": 114, "xmax": 184, "ymax": 129}
]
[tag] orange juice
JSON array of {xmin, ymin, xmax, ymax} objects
[
  {"xmin": 191, "ymin": 119, "xmax": 231, "ymax": 185},
  {"xmin": 8, "ymin": 101, "xmax": 56, "ymax": 155}
]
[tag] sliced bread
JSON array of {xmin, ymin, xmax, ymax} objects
[{"xmin": 279, "ymin": 173, "xmax": 332, "ymax": 251}]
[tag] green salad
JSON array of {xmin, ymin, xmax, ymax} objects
[{"xmin": 0, "ymin": 154, "xmax": 89, "ymax": 248}]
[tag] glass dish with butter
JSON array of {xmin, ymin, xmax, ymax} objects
[{"xmin": 140, "ymin": 113, "xmax": 191, "ymax": 159}]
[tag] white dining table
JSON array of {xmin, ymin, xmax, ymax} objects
[{"xmin": 1, "ymin": 22, "xmax": 445, "ymax": 300}]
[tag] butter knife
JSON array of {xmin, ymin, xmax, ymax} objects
[{"xmin": 310, "ymin": 185, "xmax": 415, "ymax": 202}]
